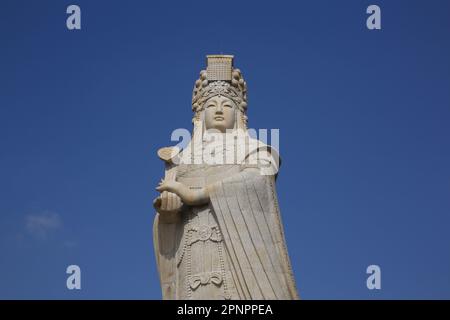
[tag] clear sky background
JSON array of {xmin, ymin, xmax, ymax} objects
[{"xmin": 1, "ymin": 0, "xmax": 449, "ymax": 299}]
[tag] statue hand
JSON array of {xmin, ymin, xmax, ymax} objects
[
  {"xmin": 156, "ymin": 178, "xmax": 210, "ymax": 206},
  {"xmin": 156, "ymin": 178, "xmax": 184, "ymax": 194},
  {"xmin": 153, "ymin": 195, "xmax": 181, "ymax": 223},
  {"xmin": 156, "ymin": 178, "xmax": 192, "ymax": 205}
]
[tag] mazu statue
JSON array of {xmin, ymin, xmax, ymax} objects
[{"xmin": 153, "ymin": 55, "xmax": 299, "ymax": 300}]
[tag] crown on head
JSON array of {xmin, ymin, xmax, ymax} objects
[{"xmin": 192, "ymin": 55, "xmax": 247, "ymax": 114}]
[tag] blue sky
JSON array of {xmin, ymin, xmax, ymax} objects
[{"xmin": 1, "ymin": 0, "xmax": 449, "ymax": 299}]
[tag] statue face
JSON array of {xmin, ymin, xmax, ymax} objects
[{"xmin": 204, "ymin": 96, "xmax": 236, "ymax": 132}]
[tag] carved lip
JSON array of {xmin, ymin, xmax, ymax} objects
[{"xmin": 214, "ymin": 116, "xmax": 224, "ymax": 121}]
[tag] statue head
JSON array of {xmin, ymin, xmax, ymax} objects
[
  {"xmin": 204, "ymin": 95, "xmax": 237, "ymax": 132},
  {"xmin": 191, "ymin": 55, "xmax": 248, "ymax": 133}
]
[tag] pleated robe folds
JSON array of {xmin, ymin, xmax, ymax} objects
[{"xmin": 154, "ymin": 160, "xmax": 299, "ymax": 300}]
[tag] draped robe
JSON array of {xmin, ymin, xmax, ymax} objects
[{"xmin": 153, "ymin": 138, "xmax": 299, "ymax": 300}]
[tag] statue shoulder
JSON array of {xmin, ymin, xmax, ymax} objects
[
  {"xmin": 243, "ymin": 137, "xmax": 281, "ymax": 176},
  {"xmin": 245, "ymin": 137, "xmax": 280, "ymax": 159}
]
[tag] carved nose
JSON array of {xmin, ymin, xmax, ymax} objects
[{"xmin": 216, "ymin": 104, "xmax": 223, "ymax": 113}]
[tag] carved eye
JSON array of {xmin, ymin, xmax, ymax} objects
[
  {"xmin": 224, "ymin": 104, "xmax": 233, "ymax": 108},
  {"xmin": 206, "ymin": 104, "xmax": 215, "ymax": 108}
]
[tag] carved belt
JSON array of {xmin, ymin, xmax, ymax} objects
[
  {"xmin": 189, "ymin": 271, "xmax": 223, "ymax": 290},
  {"xmin": 188, "ymin": 224, "xmax": 221, "ymax": 245}
]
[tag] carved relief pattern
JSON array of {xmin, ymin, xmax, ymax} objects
[{"xmin": 177, "ymin": 209, "xmax": 232, "ymax": 299}]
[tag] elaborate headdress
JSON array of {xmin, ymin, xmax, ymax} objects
[{"xmin": 191, "ymin": 55, "xmax": 248, "ymax": 129}]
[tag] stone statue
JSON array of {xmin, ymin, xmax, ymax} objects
[{"xmin": 153, "ymin": 55, "xmax": 299, "ymax": 300}]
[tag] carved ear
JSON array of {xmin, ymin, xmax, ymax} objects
[{"xmin": 157, "ymin": 146, "xmax": 180, "ymax": 164}]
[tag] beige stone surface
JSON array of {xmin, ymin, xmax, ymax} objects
[{"xmin": 153, "ymin": 55, "xmax": 299, "ymax": 300}]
